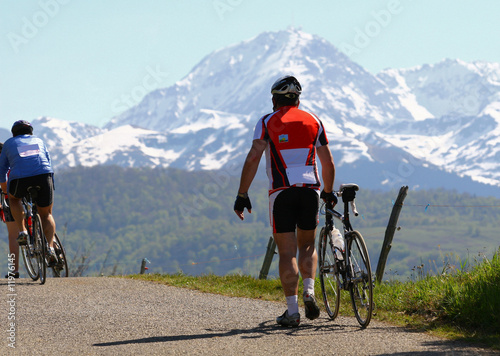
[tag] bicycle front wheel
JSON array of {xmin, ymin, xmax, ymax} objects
[
  {"xmin": 346, "ymin": 230, "xmax": 373, "ymax": 328},
  {"xmin": 318, "ymin": 227, "xmax": 341, "ymax": 320},
  {"xmin": 33, "ymin": 213, "xmax": 47, "ymax": 285},
  {"xmin": 51, "ymin": 233, "xmax": 69, "ymax": 277}
]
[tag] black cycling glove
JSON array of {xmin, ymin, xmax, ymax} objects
[
  {"xmin": 234, "ymin": 193, "xmax": 252, "ymax": 212},
  {"xmin": 320, "ymin": 190, "xmax": 338, "ymax": 205}
]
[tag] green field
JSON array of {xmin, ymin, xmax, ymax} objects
[{"xmin": 1, "ymin": 166, "xmax": 498, "ymax": 281}]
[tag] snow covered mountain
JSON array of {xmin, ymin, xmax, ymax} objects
[
  {"xmin": 377, "ymin": 60, "xmax": 500, "ymax": 187},
  {"xmin": 15, "ymin": 29, "xmax": 500, "ymax": 196}
]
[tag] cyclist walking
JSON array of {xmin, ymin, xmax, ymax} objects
[
  {"xmin": 234, "ymin": 76, "xmax": 337, "ymax": 327},
  {"xmin": 0, "ymin": 120, "xmax": 58, "ymax": 266}
]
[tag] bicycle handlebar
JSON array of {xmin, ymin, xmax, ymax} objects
[
  {"xmin": 323, "ymin": 183, "xmax": 360, "ymax": 219},
  {"xmin": 350, "ymin": 201, "xmax": 359, "ymax": 217}
]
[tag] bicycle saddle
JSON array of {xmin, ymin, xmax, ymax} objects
[
  {"xmin": 339, "ymin": 183, "xmax": 359, "ymax": 192},
  {"xmin": 27, "ymin": 186, "xmax": 41, "ymax": 199}
]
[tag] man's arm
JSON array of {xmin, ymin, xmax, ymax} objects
[
  {"xmin": 234, "ymin": 139, "xmax": 267, "ymax": 220},
  {"xmin": 317, "ymin": 144, "xmax": 335, "ymax": 193},
  {"xmin": 237, "ymin": 139, "xmax": 267, "ymax": 194},
  {"xmin": 0, "ymin": 148, "xmax": 9, "ymax": 188}
]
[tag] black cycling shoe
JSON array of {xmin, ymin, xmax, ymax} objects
[
  {"xmin": 46, "ymin": 248, "xmax": 58, "ymax": 267},
  {"xmin": 17, "ymin": 231, "xmax": 28, "ymax": 246}
]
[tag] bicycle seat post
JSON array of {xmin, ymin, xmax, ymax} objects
[
  {"xmin": 342, "ymin": 200, "xmax": 353, "ymax": 232},
  {"xmin": 27, "ymin": 186, "xmax": 39, "ymax": 201}
]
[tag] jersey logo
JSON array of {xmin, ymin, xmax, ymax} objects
[
  {"xmin": 17, "ymin": 144, "xmax": 40, "ymax": 157},
  {"xmin": 279, "ymin": 134, "xmax": 289, "ymax": 143}
]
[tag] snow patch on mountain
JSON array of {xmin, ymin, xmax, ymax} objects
[{"xmin": 379, "ymin": 59, "xmax": 500, "ymax": 120}]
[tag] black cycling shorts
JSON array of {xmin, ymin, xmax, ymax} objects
[
  {"xmin": 272, "ymin": 187, "xmax": 319, "ymax": 233},
  {"xmin": 8, "ymin": 173, "xmax": 54, "ymax": 208}
]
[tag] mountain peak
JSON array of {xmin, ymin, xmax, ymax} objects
[{"xmin": 106, "ymin": 29, "xmax": 381, "ymax": 131}]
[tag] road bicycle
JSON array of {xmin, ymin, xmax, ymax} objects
[
  {"xmin": 21, "ymin": 186, "xmax": 69, "ymax": 284},
  {"xmin": 317, "ymin": 183, "xmax": 373, "ymax": 328}
]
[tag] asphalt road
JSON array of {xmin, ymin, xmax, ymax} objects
[{"xmin": 1, "ymin": 277, "xmax": 497, "ymax": 355}]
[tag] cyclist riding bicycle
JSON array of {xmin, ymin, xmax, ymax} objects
[
  {"xmin": 234, "ymin": 75, "xmax": 337, "ymax": 327},
  {"xmin": 0, "ymin": 120, "xmax": 58, "ymax": 266}
]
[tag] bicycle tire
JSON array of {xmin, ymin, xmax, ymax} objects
[
  {"xmin": 33, "ymin": 213, "xmax": 47, "ymax": 285},
  {"xmin": 346, "ymin": 230, "xmax": 373, "ymax": 328},
  {"xmin": 51, "ymin": 233, "xmax": 69, "ymax": 277},
  {"xmin": 318, "ymin": 227, "xmax": 341, "ymax": 320},
  {"xmin": 21, "ymin": 216, "xmax": 40, "ymax": 280}
]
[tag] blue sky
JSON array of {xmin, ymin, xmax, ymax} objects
[{"xmin": 1, "ymin": 0, "xmax": 500, "ymax": 129}]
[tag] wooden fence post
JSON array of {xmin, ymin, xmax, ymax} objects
[
  {"xmin": 375, "ymin": 186, "xmax": 408, "ymax": 283},
  {"xmin": 259, "ymin": 236, "xmax": 277, "ymax": 280},
  {"xmin": 140, "ymin": 258, "xmax": 148, "ymax": 274}
]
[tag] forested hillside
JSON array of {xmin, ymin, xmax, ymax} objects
[{"xmin": 1, "ymin": 166, "xmax": 499, "ymax": 279}]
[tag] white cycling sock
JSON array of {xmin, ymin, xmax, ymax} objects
[
  {"xmin": 303, "ymin": 278, "xmax": 315, "ymax": 295},
  {"xmin": 286, "ymin": 295, "xmax": 299, "ymax": 315}
]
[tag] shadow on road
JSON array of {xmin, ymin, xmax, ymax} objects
[
  {"xmin": 93, "ymin": 318, "xmax": 499, "ymax": 355},
  {"xmin": 93, "ymin": 318, "xmax": 358, "ymax": 347}
]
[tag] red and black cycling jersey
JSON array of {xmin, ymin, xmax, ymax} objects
[{"xmin": 253, "ymin": 105, "xmax": 329, "ymax": 194}]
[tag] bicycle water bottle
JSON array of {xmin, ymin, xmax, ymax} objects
[{"xmin": 332, "ymin": 227, "xmax": 344, "ymax": 260}]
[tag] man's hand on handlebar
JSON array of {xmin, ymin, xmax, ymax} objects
[{"xmin": 320, "ymin": 190, "xmax": 338, "ymax": 206}]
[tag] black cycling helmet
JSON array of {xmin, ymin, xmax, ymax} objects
[
  {"xmin": 11, "ymin": 120, "xmax": 33, "ymax": 137},
  {"xmin": 271, "ymin": 75, "xmax": 302, "ymax": 98}
]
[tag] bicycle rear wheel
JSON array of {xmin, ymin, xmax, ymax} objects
[
  {"xmin": 346, "ymin": 230, "xmax": 373, "ymax": 328},
  {"xmin": 51, "ymin": 233, "xmax": 69, "ymax": 277},
  {"xmin": 318, "ymin": 227, "xmax": 341, "ymax": 320},
  {"xmin": 33, "ymin": 213, "xmax": 47, "ymax": 285},
  {"xmin": 21, "ymin": 216, "xmax": 40, "ymax": 280}
]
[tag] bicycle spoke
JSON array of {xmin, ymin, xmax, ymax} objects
[
  {"xmin": 347, "ymin": 231, "xmax": 373, "ymax": 327},
  {"xmin": 21, "ymin": 222, "xmax": 40, "ymax": 281}
]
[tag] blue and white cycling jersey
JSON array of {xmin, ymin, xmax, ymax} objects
[{"xmin": 0, "ymin": 135, "xmax": 53, "ymax": 187}]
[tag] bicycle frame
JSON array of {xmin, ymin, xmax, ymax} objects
[
  {"xmin": 325, "ymin": 196, "xmax": 359, "ymax": 233},
  {"xmin": 324, "ymin": 199, "xmax": 356, "ymax": 289},
  {"xmin": 22, "ymin": 189, "xmax": 40, "ymax": 237}
]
